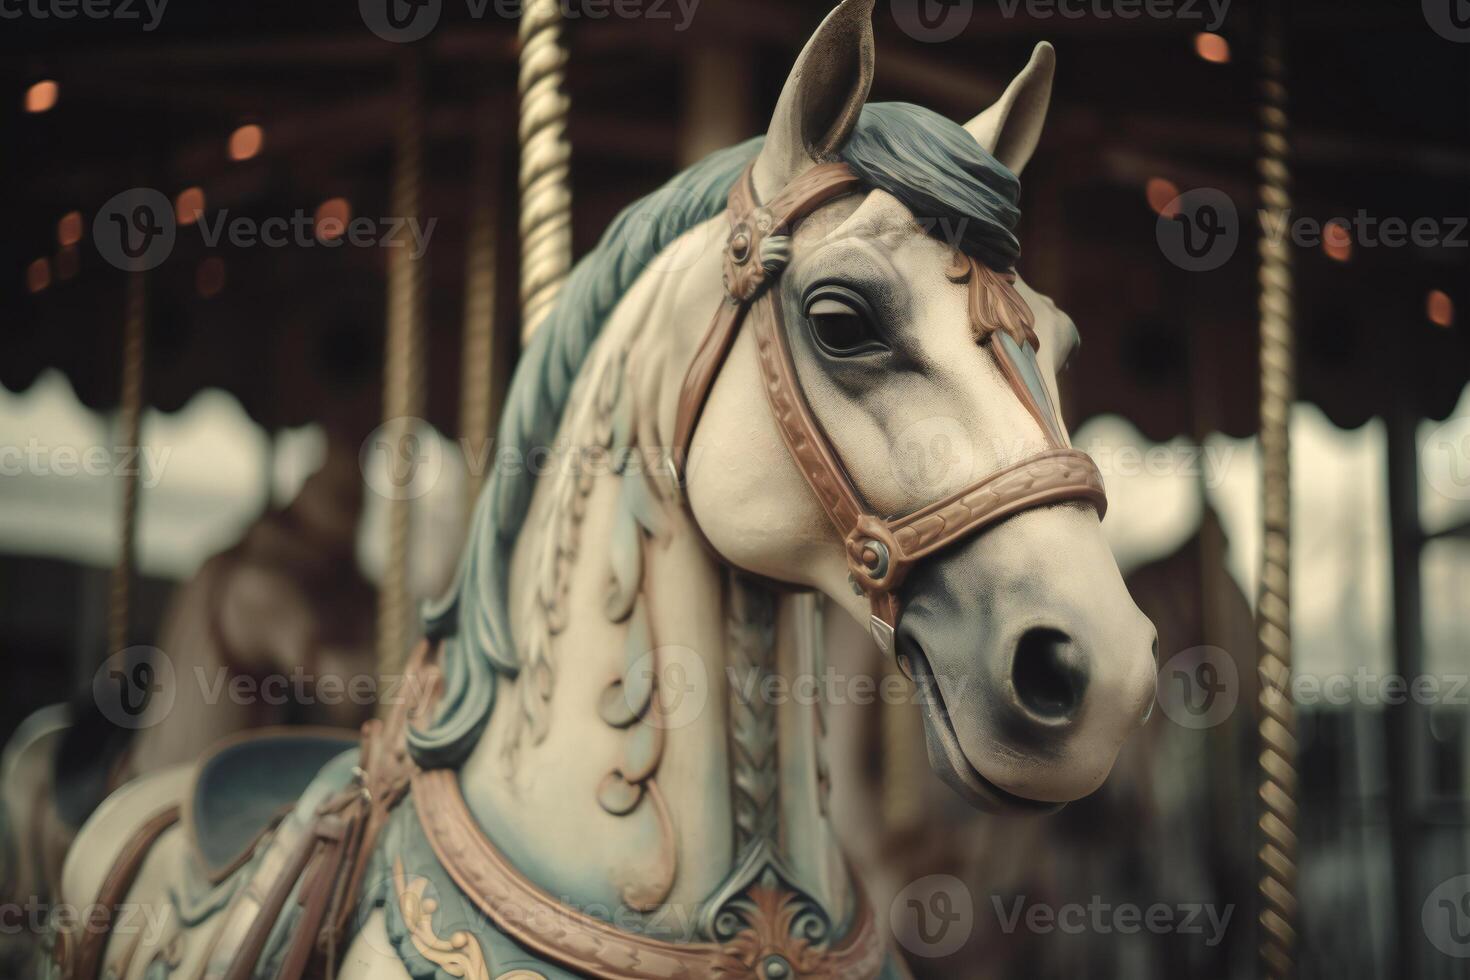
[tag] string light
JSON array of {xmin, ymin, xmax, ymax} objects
[
  {"xmin": 228, "ymin": 124, "xmax": 264, "ymax": 162},
  {"xmin": 314, "ymin": 197, "xmax": 352, "ymax": 241},
  {"xmin": 1194, "ymin": 33, "xmax": 1230, "ymax": 64},
  {"xmin": 176, "ymin": 187, "xmax": 206, "ymax": 226},
  {"xmin": 1427, "ymin": 289, "xmax": 1454, "ymax": 328},
  {"xmin": 27, "ymin": 258, "xmax": 52, "ymax": 293},
  {"xmin": 1145, "ymin": 177, "xmax": 1181, "ymax": 218},
  {"xmin": 25, "ymin": 80, "xmax": 58, "ymax": 113},
  {"xmin": 57, "ymin": 210, "xmax": 83, "ymax": 247},
  {"xmin": 1323, "ymin": 220, "xmax": 1352, "ymax": 262}
]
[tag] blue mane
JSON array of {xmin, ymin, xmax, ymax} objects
[{"xmin": 413, "ymin": 105, "xmax": 1022, "ymax": 768}]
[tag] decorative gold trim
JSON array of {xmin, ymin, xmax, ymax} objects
[{"xmin": 394, "ymin": 856, "xmax": 492, "ymax": 980}]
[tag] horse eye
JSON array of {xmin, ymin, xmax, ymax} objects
[{"xmin": 805, "ymin": 293, "xmax": 886, "ymax": 357}]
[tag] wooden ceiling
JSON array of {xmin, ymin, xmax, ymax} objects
[{"xmin": 2, "ymin": 0, "xmax": 1466, "ymax": 439}]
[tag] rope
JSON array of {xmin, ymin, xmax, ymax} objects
[
  {"xmin": 107, "ymin": 271, "xmax": 147, "ymax": 657},
  {"xmin": 460, "ymin": 108, "xmax": 498, "ymax": 525},
  {"xmin": 377, "ymin": 52, "xmax": 428, "ymax": 688},
  {"xmin": 1255, "ymin": 9, "xmax": 1299, "ymax": 977},
  {"xmin": 516, "ymin": 0, "xmax": 573, "ymax": 341}
]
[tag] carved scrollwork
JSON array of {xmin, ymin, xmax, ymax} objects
[
  {"xmin": 585, "ymin": 345, "xmax": 678, "ymax": 914},
  {"xmin": 393, "ymin": 856, "xmax": 492, "ymax": 980}
]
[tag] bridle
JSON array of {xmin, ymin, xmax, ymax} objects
[{"xmin": 670, "ymin": 161, "xmax": 1107, "ymax": 674}]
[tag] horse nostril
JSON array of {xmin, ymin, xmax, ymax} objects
[{"xmin": 1011, "ymin": 627, "xmax": 1089, "ymax": 721}]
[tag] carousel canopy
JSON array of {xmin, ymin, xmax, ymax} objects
[{"xmin": 3, "ymin": 0, "xmax": 1466, "ymax": 439}]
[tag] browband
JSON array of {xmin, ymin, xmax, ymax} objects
[{"xmin": 670, "ymin": 161, "xmax": 1106, "ymax": 671}]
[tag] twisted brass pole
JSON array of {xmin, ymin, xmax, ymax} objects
[
  {"xmin": 107, "ymin": 271, "xmax": 146, "ymax": 658},
  {"xmin": 377, "ymin": 52, "xmax": 427, "ymax": 687},
  {"xmin": 517, "ymin": 0, "xmax": 573, "ymax": 341},
  {"xmin": 1255, "ymin": 10, "xmax": 1299, "ymax": 978}
]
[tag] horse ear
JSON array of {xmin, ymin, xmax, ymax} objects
[
  {"xmin": 752, "ymin": 0, "xmax": 875, "ymax": 201},
  {"xmin": 964, "ymin": 42, "xmax": 1056, "ymax": 176}
]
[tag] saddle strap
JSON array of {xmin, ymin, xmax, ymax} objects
[
  {"xmin": 68, "ymin": 803, "xmax": 180, "ymax": 980},
  {"xmin": 207, "ymin": 641, "xmax": 436, "ymax": 980},
  {"xmin": 271, "ymin": 807, "xmax": 363, "ymax": 980}
]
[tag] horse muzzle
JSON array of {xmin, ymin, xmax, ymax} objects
[{"xmin": 895, "ymin": 506, "xmax": 1160, "ymax": 811}]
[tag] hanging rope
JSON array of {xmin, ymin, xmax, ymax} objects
[
  {"xmin": 1255, "ymin": 9, "xmax": 1300, "ymax": 978},
  {"xmin": 377, "ymin": 52, "xmax": 428, "ymax": 687},
  {"xmin": 516, "ymin": 0, "xmax": 573, "ymax": 340},
  {"xmin": 107, "ymin": 270, "xmax": 147, "ymax": 657},
  {"xmin": 460, "ymin": 106, "xmax": 498, "ymax": 525}
]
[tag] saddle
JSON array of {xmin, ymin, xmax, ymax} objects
[
  {"xmin": 65, "ymin": 643, "xmax": 436, "ymax": 980},
  {"xmin": 187, "ymin": 727, "xmax": 361, "ymax": 884}
]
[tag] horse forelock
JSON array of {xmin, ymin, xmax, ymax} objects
[{"xmin": 840, "ymin": 102, "xmax": 1023, "ymax": 272}]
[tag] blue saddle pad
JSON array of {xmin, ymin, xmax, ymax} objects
[{"xmin": 190, "ymin": 729, "xmax": 359, "ymax": 882}]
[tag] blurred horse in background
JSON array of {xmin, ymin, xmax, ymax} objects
[{"xmin": 0, "ymin": 438, "xmax": 376, "ymax": 973}]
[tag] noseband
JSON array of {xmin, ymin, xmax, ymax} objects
[{"xmin": 671, "ymin": 161, "xmax": 1106, "ymax": 672}]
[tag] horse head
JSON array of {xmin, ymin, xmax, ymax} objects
[{"xmin": 680, "ymin": 0, "xmax": 1158, "ymax": 812}]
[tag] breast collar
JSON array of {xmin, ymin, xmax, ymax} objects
[{"xmin": 670, "ymin": 160, "xmax": 1106, "ymax": 674}]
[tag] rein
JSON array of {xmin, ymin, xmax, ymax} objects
[{"xmin": 671, "ymin": 161, "xmax": 1107, "ymax": 671}]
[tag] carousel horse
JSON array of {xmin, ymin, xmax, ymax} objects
[
  {"xmin": 124, "ymin": 438, "xmax": 378, "ymax": 774},
  {"xmin": 47, "ymin": 4, "xmax": 1158, "ymax": 977},
  {"xmin": 1, "ymin": 440, "xmax": 376, "ymax": 973}
]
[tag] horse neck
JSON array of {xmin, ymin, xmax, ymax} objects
[{"xmin": 466, "ymin": 225, "xmax": 853, "ymax": 925}]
